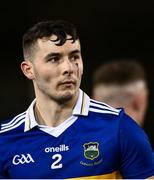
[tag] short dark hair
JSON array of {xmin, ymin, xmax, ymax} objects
[
  {"xmin": 23, "ymin": 20, "xmax": 79, "ymax": 60},
  {"xmin": 93, "ymin": 59, "xmax": 147, "ymax": 86}
]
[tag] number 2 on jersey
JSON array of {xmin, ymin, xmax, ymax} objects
[{"xmin": 51, "ymin": 154, "xmax": 63, "ymax": 169}]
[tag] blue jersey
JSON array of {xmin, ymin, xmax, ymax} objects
[{"xmin": 0, "ymin": 90, "xmax": 154, "ymax": 179}]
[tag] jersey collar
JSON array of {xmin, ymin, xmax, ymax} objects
[{"xmin": 24, "ymin": 89, "xmax": 90, "ymax": 132}]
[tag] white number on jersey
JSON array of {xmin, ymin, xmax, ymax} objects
[{"xmin": 51, "ymin": 154, "xmax": 63, "ymax": 169}]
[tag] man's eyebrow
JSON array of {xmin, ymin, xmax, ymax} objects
[
  {"xmin": 44, "ymin": 50, "xmax": 81, "ymax": 60},
  {"xmin": 44, "ymin": 52, "xmax": 60, "ymax": 59},
  {"xmin": 70, "ymin": 50, "xmax": 81, "ymax": 55}
]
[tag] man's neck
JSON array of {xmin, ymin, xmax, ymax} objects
[{"xmin": 34, "ymin": 94, "xmax": 78, "ymax": 127}]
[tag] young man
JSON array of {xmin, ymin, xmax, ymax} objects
[
  {"xmin": 92, "ymin": 60, "xmax": 148, "ymax": 127},
  {"xmin": 0, "ymin": 20, "xmax": 154, "ymax": 179}
]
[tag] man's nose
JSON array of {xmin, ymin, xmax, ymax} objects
[{"xmin": 62, "ymin": 58, "xmax": 74, "ymax": 75}]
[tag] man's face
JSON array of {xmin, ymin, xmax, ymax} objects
[{"xmin": 24, "ymin": 35, "xmax": 83, "ymax": 102}]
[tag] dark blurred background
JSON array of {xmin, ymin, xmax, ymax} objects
[{"xmin": 0, "ymin": 0, "xmax": 154, "ymax": 148}]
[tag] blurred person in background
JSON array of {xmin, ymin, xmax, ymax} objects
[{"xmin": 92, "ymin": 59, "xmax": 149, "ymax": 127}]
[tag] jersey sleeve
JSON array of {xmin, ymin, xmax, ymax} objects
[
  {"xmin": 0, "ymin": 124, "xmax": 8, "ymax": 178},
  {"xmin": 118, "ymin": 111, "xmax": 154, "ymax": 179},
  {"xmin": 0, "ymin": 148, "xmax": 8, "ymax": 178},
  {"xmin": 0, "ymin": 171, "xmax": 7, "ymax": 178}
]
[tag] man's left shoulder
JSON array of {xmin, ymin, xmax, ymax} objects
[{"xmin": 89, "ymin": 99, "xmax": 122, "ymax": 117}]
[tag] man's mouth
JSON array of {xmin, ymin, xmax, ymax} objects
[{"xmin": 61, "ymin": 81, "xmax": 75, "ymax": 85}]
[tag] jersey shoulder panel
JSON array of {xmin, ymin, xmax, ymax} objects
[
  {"xmin": 0, "ymin": 111, "xmax": 26, "ymax": 134},
  {"xmin": 89, "ymin": 99, "xmax": 122, "ymax": 116}
]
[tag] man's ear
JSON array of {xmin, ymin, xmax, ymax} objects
[{"xmin": 20, "ymin": 60, "xmax": 35, "ymax": 80}]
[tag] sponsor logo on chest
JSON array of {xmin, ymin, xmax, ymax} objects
[{"xmin": 45, "ymin": 144, "xmax": 69, "ymax": 153}]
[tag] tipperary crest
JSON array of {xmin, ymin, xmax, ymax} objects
[{"xmin": 83, "ymin": 142, "xmax": 99, "ymax": 160}]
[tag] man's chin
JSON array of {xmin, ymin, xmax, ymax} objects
[{"xmin": 58, "ymin": 90, "xmax": 75, "ymax": 102}]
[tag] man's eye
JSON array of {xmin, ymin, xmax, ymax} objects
[
  {"xmin": 48, "ymin": 57, "xmax": 60, "ymax": 62},
  {"xmin": 71, "ymin": 55, "xmax": 79, "ymax": 61}
]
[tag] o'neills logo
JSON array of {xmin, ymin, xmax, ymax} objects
[{"xmin": 45, "ymin": 144, "xmax": 69, "ymax": 153}]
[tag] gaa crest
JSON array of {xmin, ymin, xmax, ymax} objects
[{"xmin": 83, "ymin": 142, "xmax": 99, "ymax": 160}]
